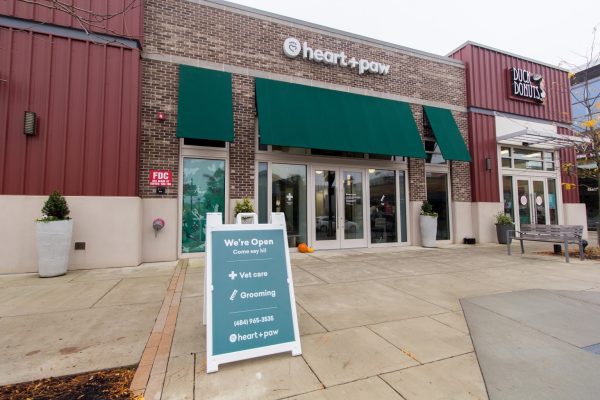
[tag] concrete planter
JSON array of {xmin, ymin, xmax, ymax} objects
[
  {"xmin": 496, "ymin": 223, "xmax": 514, "ymax": 244},
  {"xmin": 419, "ymin": 215, "xmax": 438, "ymax": 248},
  {"xmin": 35, "ymin": 219, "xmax": 73, "ymax": 277}
]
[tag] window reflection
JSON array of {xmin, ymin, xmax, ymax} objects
[{"xmin": 369, "ymin": 170, "xmax": 397, "ymax": 243}]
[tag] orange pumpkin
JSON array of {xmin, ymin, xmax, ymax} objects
[{"xmin": 297, "ymin": 243, "xmax": 309, "ymax": 253}]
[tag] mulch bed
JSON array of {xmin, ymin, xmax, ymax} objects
[
  {"xmin": 0, "ymin": 367, "xmax": 141, "ymax": 400},
  {"xmin": 537, "ymin": 245, "xmax": 600, "ymax": 260}
]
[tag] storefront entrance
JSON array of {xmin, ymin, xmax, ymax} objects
[
  {"xmin": 180, "ymin": 157, "xmax": 226, "ymax": 254},
  {"xmin": 313, "ymin": 167, "xmax": 367, "ymax": 249},
  {"xmin": 503, "ymin": 175, "xmax": 559, "ymax": 228}
]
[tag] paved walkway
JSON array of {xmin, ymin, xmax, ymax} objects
[
  {"xmin": 157, "ymin": 242, "xmax": 600, "ymax": 400},
  {"xmin": 463, "ymin": 289, "xmax": 600, "ymax": 400},
  {"xmin": 0, "ymin": 261, "xmax": 179, "ymax": 386},
  {"xmin": 2, "ymin": 240, "xmax": 600, "ymax": 399}
]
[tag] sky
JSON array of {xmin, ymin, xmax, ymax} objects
[{"xmin": 225, "ymin": 0, "xmax": 599, "ymax": 68}]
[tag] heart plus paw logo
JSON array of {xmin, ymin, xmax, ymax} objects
[{"xmin": 283, "ymin": 38, "xmax": 301, "ymax": 58}]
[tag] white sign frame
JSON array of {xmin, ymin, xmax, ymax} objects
[{"xmin": 204, "ymin": 212, "xmax": 302, "ymax": 373}]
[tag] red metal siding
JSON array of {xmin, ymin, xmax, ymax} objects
[
  {"xmin": 557, "ymin": 127, "xmax": 580, "ymax": 204},
  {"xmin": 450, "ymin": 44, "xmax": 571, "ymax": 124},
  {"xmin": 0, "ymin": 0, "xmax": 142, "ymax": 39},
  {"xmin": 0, "ymin": 28, "xmax": 140, "ymax": 196},
  {"xmin": 469, "ymin": 113, "xmax": 500, "ymax": 202}
]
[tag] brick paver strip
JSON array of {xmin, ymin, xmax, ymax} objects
[{"xmin": 130, "ymin": 259, "xmax": 189, "ymax": 398}]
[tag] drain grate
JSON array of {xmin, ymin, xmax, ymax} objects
[{"xmin": 583, "ymin": 343, "xmax": 600, "ymax": 355}]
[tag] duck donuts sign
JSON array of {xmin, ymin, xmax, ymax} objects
[{"xmin": 509, "ymin": 67, "xmax": 546, "ymax": 103}]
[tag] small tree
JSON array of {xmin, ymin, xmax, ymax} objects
[
  {"xmin": 420, "ymin": 200, "xmax": 438, "ymax": 217},
  {"xmin": 234, "ymin": 198, "xmax": 254, "ymax": 217},
  {"xmin": 40, "ymin": 191, "xmax": 70, "ymax": 221},
  {"xmin": 560, "ymin": 25, "xmax": 600, "ymax": 219}
]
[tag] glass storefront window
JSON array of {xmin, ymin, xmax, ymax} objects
[
  {"xmin": 548, "ymin": 178, "xmax": 559, "ymax": 224},
  {"xmin": 272, "ymin": 164, "xmax": 307, "ymax": 247},
  {"xmin": 369, "ymin": 169, "xmax": 397, "ymax": 244},
  {"xmin": 426, "ymin": 172, "xmax": 450, "ymax": 240},
  {"xmin": 181, "ymin": 158, "xmax": 225, "ymax": 253},
  {"xmin": 424, "ymin": 139, "xmax": 446, "ymax": 164},
  {"xmin": 501, "ymin": 147, "xmax": 512, "ymax": 168},
  {"xmin": 315, "ymin": 170, "xmax": 337, "ymax": 241},
  {"xmin": 503, "ymin": 176, "xmax": 514, "ymax": 222},
  {"xmin": 503, "ymin": 147, "xmax": 556, "ymax": 171},
  {"xmin": 272, "ymin": 146, "xmax": 310, "ymax": 155},
  {"xmin": 544, "ymin": 152, "xmax": 555, "ymax": 171},
  {"xmin": 343, "ymin": 171, "xmax": 364, "ymax": 240}
]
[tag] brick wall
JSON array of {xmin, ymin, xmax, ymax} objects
[
  {"xmin": 141, "ymin": 0, "xmax": 471, "ymax": 202},
  {"xmin": 230, "ymin": 75, "xmax": 256, "ymax": 199},
  {"xmin": 140, "ymin": 59, "xmax": 180, "ymax": 198},
  {"xmin": 450, "ymin": 111, "xmax": 471, "ymax": 202}
]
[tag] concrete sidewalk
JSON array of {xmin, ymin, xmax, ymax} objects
[
  {"xmin": 0, "ymin": 261, "xmax": 179, "ymax": 386},
  {"xmin": 155, "ymin": 243, "xmax": 600, "ymax": 400},
  {"xmin": 2, "ymin": 241, "xmax": 600, "ymax": 399}
]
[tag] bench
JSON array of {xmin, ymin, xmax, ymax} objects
[{"xmin": 507, "ymin": 224, "xmax": 584, "ymax": 263}]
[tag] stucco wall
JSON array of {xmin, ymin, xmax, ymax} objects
[{"xmin": 0, "ymin": 196, "xmax": 142, "ymax": 274}]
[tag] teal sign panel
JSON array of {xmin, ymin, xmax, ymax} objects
[{"xmin": 211, "ymin": 229, "xmax": 295, "ymax": 355}]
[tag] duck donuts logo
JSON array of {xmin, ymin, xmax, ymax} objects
[
  {"xmin": 282, "ymin": 37, "xmax": 391, "ymax": 76},
  {"xmin": 509, "ymin": 67, "xmax": 546, "ymax": 103}
]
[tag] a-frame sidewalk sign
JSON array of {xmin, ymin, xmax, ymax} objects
[{"xmin": 203, "ymin": 212, "xmax": 302, "ymax": 373}]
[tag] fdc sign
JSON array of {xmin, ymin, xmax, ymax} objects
[{"xmin": 204, "ymin": 212, "xmax": 301, "ymax": 373}]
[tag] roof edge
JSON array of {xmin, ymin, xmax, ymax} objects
[
  {"xmin": 190, "ymin": 0, "xmax": 464, "ymax": 68},
  {"xmin": 447, "ymin": 41, "xmax": 569, "ymax": 72}
]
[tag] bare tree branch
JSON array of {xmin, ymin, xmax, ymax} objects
[{"xmin": 14, "ymin": 0, "xmax": 141, "ymax": 39}]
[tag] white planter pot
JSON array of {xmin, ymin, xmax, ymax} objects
[
  {"xmin": 419, "ymin": 215, "xmax": 438, "ymax": 248},
  {"xmin": 35, "ymin": 219, "xmax": 73, "ymax": 277}
]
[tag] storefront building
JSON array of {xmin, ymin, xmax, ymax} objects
[
  {"xmin": 140, "ymin": 0, "xmax": 473, "ymax": 260},
  {"xmin": 2, "ymin": 0, "xmax": 588, "ymax": 274},
  {"xmin": 449, "ymin": 43, "xmax": 586, "ymax": 242}
]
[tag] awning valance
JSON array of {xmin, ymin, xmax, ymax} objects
[
  {"xmin": 255, "ymin": 78, "xmax": 426, "ymax": 158},
  {"xmin": 176, "ymin": 65, "xmax": 234, "ymax": 141},
  {"xmin": 423, "ymin": 106, "xmax": 471, "ymax": 162},
  {"xmin": 496, "ymin": 128, "xmax": 585, "ymax": 150}
]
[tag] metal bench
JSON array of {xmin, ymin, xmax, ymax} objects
[{"xmin": 507, "ymin": 224, "xmax": 584, "ymax": 263}]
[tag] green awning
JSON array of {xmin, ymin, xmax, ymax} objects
[
  {"xmin": 176, "ymin": 65, "xmax": 234, "ymax": 141},
  {"xmin": 255, "ymin": 78, "xmax": 426, "ymax": 158},
  {"xmin": 423, "ymin": 106, "xmax": 471, "ymax": 162}
]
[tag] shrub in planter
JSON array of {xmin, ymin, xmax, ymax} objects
[
  {"xmin": 233, "ymin": 198, "xmax": 255, "ymax": 224},
  {"xmin": 419, "ymin": 200, "xmax": 438, "ymax": 248},
  {"xmin": 494, "ymin": 212, "xmax": 515, "ymax": 245},
  {"xmin": 36, "ymin": 191, "xmax": 73, "ymax": 277}
]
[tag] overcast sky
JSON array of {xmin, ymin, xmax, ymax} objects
[{"xmin": 225, "ymin": 0, "xmax": 599, "ymax": 68}]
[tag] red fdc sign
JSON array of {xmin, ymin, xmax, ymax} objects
[{"xmin": 149, "ymin": 170, "xmax": 173, "ymax": 186}]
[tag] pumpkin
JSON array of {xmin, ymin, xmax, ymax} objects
[
  {"xmin": 297, "ymin": 243, "xmax": 309, "ymax": 253},
  {"xmin": 307, "ymin": 247, "xmax": 314, "ymax": 253}
]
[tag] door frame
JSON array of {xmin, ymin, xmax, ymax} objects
[
  {"xmin": 310, "ymin": 166, "xmax": 369, "ymax": 250},
  {"xmin": 255, "ymin": 155, "xmax": 411, "ymax": 249},
  {"xmin": 513, "ymin": 176, "xmax": 550, "ymax": 228},
  {"xmin": 178, "ymin": 142, "xmax": 229, "ymax": 259}
]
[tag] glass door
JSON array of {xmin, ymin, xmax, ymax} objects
[
  {"xmin": 313, "ymin": 167, "xmax": 367, "ymax": 249},
  {"xmin": 517, "ymin": 179, "xmax": 532, "ymax": 225},
  {"xmin": 341, "ymin": 170, "xmax": 367, "ymax": 248},
  {"xmin": 181, "ymin": 158, "xmax": 226, "ymax": 253},
  {"xmin": 314, "ymin": 169, "xmax": 339, "ymax": 249},
  {"xmin": 515, "ymin": 178, "xmax": 548, "ymax": 226},
  {"xmin": 532, "ymin": 179, "xmax": 547, "ymax": 225}
]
